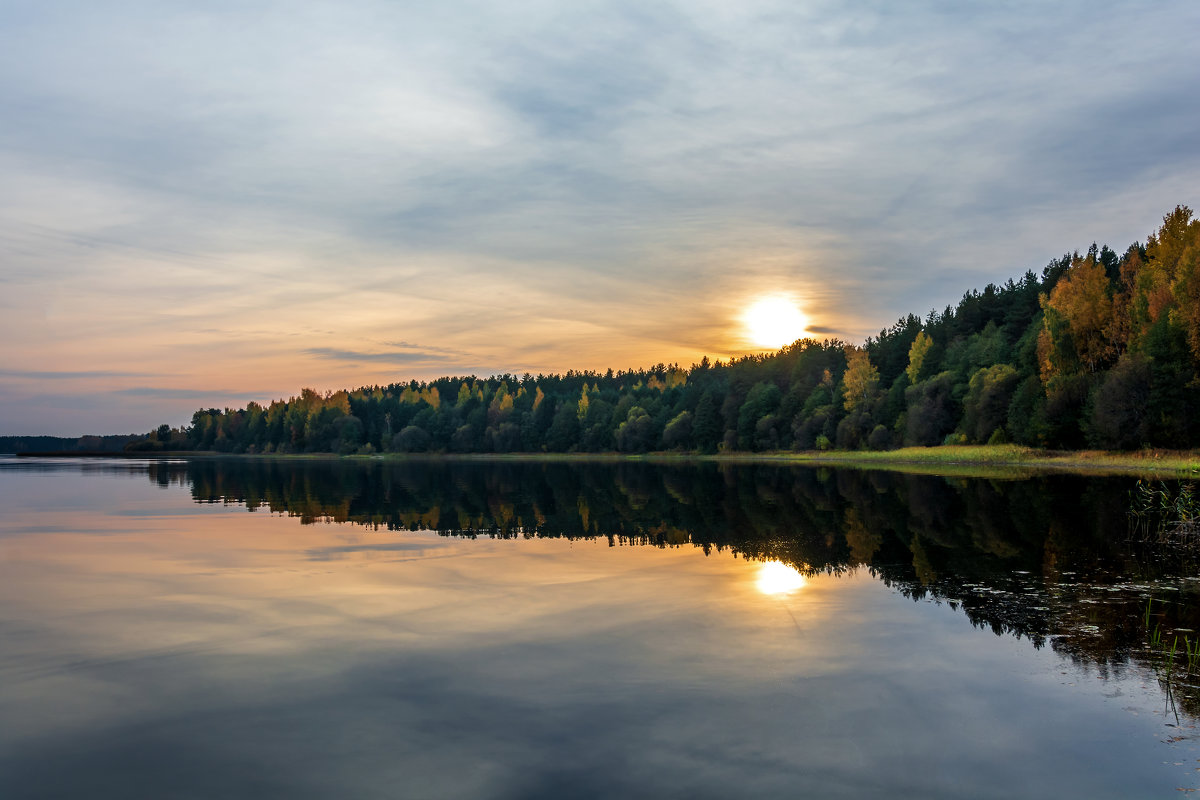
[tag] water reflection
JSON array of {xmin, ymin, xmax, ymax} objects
[
  {"xmin": 2, "ymin": 455, "xmax": 1200, "ymax": 798},
  {"xmin": 118, "ymin": 457, "xmax": 1200, "ymax": 712},
  {"xmin": 756, "ymin": 561, "xmax": 806, "ymax": 595}
]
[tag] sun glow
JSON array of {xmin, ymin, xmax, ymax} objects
[
  {"xmin": 744, "ymin": 297, "xmax": 808, "ymax": 350},
  {"xmin": 756, "ymin": 561, "xmax": 807, "ymax": 595}
]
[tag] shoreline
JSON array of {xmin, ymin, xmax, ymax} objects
[{"xmin": 10, "ymin": 444, "xmax": 1200, "ymax": 478}]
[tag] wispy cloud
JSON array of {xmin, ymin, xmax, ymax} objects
[
  {"xmin": 382, "ymin": 340, "xmax": 465, "ymax": 357},
  {"xmin": 110, "ymin": 387, "xmax": 276, "ymax": 400},
  {"xmin": 1, "ymin": 0, "xmax": 1198, "ymax": 432},
  {"xmin": 0, "ymin": 369, "xmax": 156, "ymax": 380},
  {"xmin": 304, "ymin": 347, "xmax": 464, "ymax": 366}
]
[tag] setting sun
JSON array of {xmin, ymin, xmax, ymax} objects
[
  {"xmin": 744, "ymin": 297, "xmax": 808, "ymax": 350},
  {"xmin": 756, "ymin": 561, "xmax": 807, "ymax": 595}
]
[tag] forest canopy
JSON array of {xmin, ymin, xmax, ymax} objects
[{"xmin": 141, "ymin": 206, "xmax": 1200, "ymax": 455}]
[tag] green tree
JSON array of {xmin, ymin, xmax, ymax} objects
[
  {"xmin": 737, "ymin": 382, "xmax": 781, "ymax": 450},
  {"xmin": 692, "ymin": 390, "xmax": 722, "ymax": 453},
  {"xmin": 662, "ymin": 411, "xmax": 693, "ymax": 450},
  {"xmin": 615, "ymin": 406, "xmax": 655, "ymax": 452},
  {"xmin": 546, "ymin": 401, "xmax": 579, "ymax": 451},
  {"xmin": 393, "ymin": 425, "xmax": 431, "ymax": 452},
  {"xmin": 904, "ymin": 373, "xmax": 956, "ymax": 446},
  {"xmin": 1090, "ymin": 353, "xmax": 1151, "ymax": 449},
  {"xmin": 961, "ymin": 364, "xmax": 1020, "ymax": 443}
]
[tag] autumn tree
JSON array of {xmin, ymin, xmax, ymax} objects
[
  {"xmin": 1037, "ymin": 251, "xmax": 1115, "ymax": 381},
  {"xmin": 1153, "ymin": 206, "xmax": 1200, "ymax": 360},
  {"xmin": 906, "ymin": 331, "xmax": 933, "ymax": 383},
  {"xmin": 842, "ymin": 348, "xmax": 879, "ymax": 411}
]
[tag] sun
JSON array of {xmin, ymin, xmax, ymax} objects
[{"xmin": 744, "ymin": 297, "xmax": 808, "ymax": 350}]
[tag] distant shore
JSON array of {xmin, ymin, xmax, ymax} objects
[{"xmin": 11, "ymin": 444, "xmax": 1200, "ymax": 478}]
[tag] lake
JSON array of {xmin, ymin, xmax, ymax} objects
[{"xmin": 1, "ymin": 455, "xmax": 1199, "ymax": 798}]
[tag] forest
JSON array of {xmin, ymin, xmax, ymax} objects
[
  {"xmin": 142, "ymin": 205, "xmax": 1200, "ymax": 455},
  {"xmin": 1, "ymin": 434, "xmax": 145, "ymax": 454}
]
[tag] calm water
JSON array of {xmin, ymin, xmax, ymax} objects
[{"xmin": 2, "ymin": 455, "xmax": 1199, "ymax": 798}]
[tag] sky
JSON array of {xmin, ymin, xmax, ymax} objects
[{"xmin": 1, "ymin": 0, "xmax": 1198, "ymax": 434}]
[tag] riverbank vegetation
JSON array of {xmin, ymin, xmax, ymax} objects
[{"xmin": 137, "ymin": 206, "xmax": 1200, "ymax": 458}]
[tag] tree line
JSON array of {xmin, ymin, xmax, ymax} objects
[
  {"xmin": 138, "ymin": 205, "xmax": 1200, "ymax": 455},
  {"xmin": 2, "ymin": 434, "xmax": 144, "ymax": 454}
]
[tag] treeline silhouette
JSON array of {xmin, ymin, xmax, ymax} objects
[
  {"xmin": 2, "ymin": 434, "xmax": 143, "ymax": 454},
  {"xmin": 142, "ymin": 205, "xmax": 1200, "ymax": 454},
  {"xmin": 149, "ymin": 457, "xmax": 1200, "ymax": 713}
]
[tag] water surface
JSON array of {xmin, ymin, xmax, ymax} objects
[{"xmin": 1, "ymin": 456, "xmax": 1198, "ymax": 798}]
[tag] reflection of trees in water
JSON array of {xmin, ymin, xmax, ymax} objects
[{"xmin": 149, "ymin": 457, "xmax": 1200, "ymax": 714}]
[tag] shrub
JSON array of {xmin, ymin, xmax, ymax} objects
[{"xmin": 867, "ymin": 425, "xmax": 894, "ymax": 451}]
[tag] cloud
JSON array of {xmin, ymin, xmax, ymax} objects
[
  {"xmin": 1, "ymin": 0, "xmax": 1199, "ymax": 431},
  {"xmin": 0, "ymin": 369, "xmax": 155, "ymax": 380},
  {"xmin": 381, "ymin": 341, "xmax": 465, "ymax": 357},
  {"xmin": 110, "ymin": 387, "xmax": 276, "ymax": 400},
  {"xmin": 303, "ymin": 347, "xmax": 466, "ymax": 366}
]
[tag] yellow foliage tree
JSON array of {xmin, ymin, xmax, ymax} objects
[
  {"xmin": 842, "ymin": 348, "xmax": 879, "ymax": 411},
  {"xmin": 456, "ymin": 382, "xmax": 472, "ymax": 406},
  {"xmin": 1153, "ymin": 206, "xmax": 1200, "ymax": 360},
  {"xmin": 905, "ymin": 331, "xmax": 933, "ymax": 384},
  {"xmin": 576, "ymin": 384, "xmax": 590, "ymax": 420},
  {"xmin": 327, "ymin": 390, "xmax": 351, "ymax": 414},
  {"xmin": 1037, "ymin": 252, "xmax": 1114, "ymax": 380}
]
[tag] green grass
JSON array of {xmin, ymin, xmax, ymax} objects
[
  {"xmin": 352, "ymin": 444, "xmax": 1200, "ymax": 478},
  {"xmin": 745, "ymin": 445, "xmax": 1200, "ymax": 478},
  {"xmin": 33, "ymin": 443, "xmax": 1200, "ymax": 478}
]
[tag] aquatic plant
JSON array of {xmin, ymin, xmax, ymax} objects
[
  {"xmin": 1129, "ymin": 481, "xmax": 1200, "ymax": 545},
  {"xmin": 1186, "ymin": 636, "xmax": 1200, "ymax": 676}
]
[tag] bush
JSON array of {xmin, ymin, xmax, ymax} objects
[
  {"xmin": 615, "ymin": 407, "xmax": 655, "ymax": 452},
  {"xmin": 836, "ymin": 408, "xmax": 875, "ymax": 450},
  {"xmin": 1006, "ymin": 375, "xmax": 1046, "ymax": 446},
  {"xmin": 868, "ymin": 425, "xmax": 894, "ymax": 451},
  {"xmin": 1090, "ymin": 353, "xmax": 1151, "ymax": 449},
  {"xmin": 815, "ymin": 434, "xmax": 832, "ymax": 451},
  {"xmin": 661, "ymin": 411, "xmax": 693, "ymax": 450},
  {"xmin": 962, "ymin": 364, "xmax": 1020, "ymax": 442},
  {"xmin": 392, "ymin": 425, "xmax": 431, "ymax": 453},
  {"xmin": 904, "ymin": 372, "xmax": 958, "ymax": 445}
]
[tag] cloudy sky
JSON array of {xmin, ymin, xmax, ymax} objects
[{"xmin": 1, "ymin": 0, "xmax": 1197, "ymax": 433}]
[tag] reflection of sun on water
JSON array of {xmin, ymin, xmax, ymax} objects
[{"xmin": 756, "ymin": 561, "xmax": 807, "ymax": 595}]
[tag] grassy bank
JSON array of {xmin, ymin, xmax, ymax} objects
[
  {"xmin": 376, "ymin": 444, "xmax": 1200, "ymax": 476},
  {"xmin": 734, "ymin": 445, "xmax": 1200, "ymax": 478},
  {"xmin": 16, "ymin": 444, "xmax": 1200, "ymax": 478}
]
